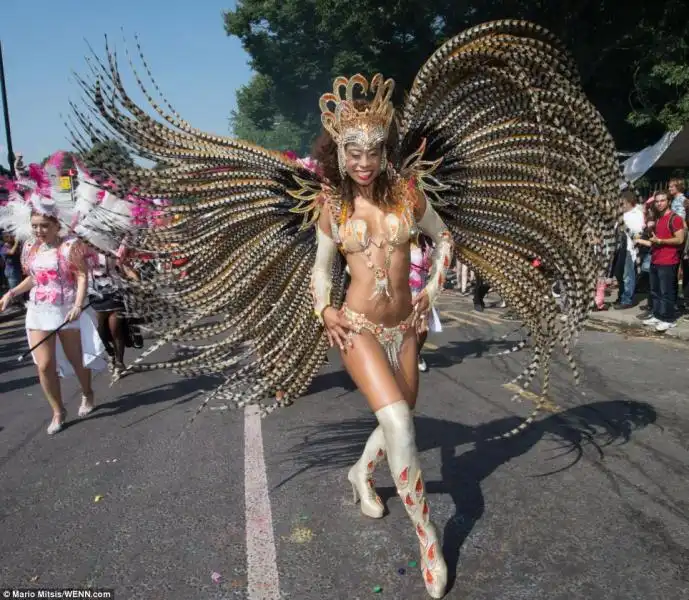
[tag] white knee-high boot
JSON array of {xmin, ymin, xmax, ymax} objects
[
  {"xmin": 348, "ymin": 407, "xmax": 416, "ymax": 518},
  {"xmin": 375, "ymin": 401, "xmax": 447, "ymax": 599},
  {"xmin": 348, "ymin": 425, "xmax": 387, "ymax": 518}
]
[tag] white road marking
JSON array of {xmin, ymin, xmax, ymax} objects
[{"xmin": 244, "ymin": 405, "xmax": 281, "ymax": 599}]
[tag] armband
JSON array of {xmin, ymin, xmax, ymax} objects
[
  {"xmin": 417, "ymin": 200, "xmax": 454, "ymax": 306},
  {"xmin": 311, "ymin": 228, "xmax": 338, "ymax": 324}
]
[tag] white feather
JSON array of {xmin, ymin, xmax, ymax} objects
[
  {"xmin": 72, "ymin": 186, "xmax": 133, "ymax": 254},
  {"xmin": 0, "ymin": 200, "xmax": 34, "ymax": 241},
  {"xmin": 73, "ymin": 172, "xmax": 101, "ymax": 217}
]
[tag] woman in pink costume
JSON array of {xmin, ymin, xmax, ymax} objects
[{"xmin": 0, "ymin": 159, "xmax": 106, "ymax": 434}]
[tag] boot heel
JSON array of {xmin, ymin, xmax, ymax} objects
[
  {"xmin": 347, "ymin": 467, "xmax": 384, "ymax": 518},
  {"xmin": 350, "ymin": 481, "xmax": 359, "ymax": 504}
]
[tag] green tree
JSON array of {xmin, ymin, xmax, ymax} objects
[
  {"xmin": 81, "ymin": 139, "xmax": 134, "ymax": 170},
  {"xmin": 224, "ymin": 0, "xmax": 689, "ymax": 153},
  {"xmin": 627, "ymin": 3, "xmax": 689, "ymax": 133},
  {"xmin": 225, "ymin": 0, "xmax": 448, "ymax": 151},
  {"xmin": 229, "ymin": 72, "xmax": 310, "ymax": 152},
  {"xmin": 230, "ymin": 101, "xmax": 307, "ymax": 152}
]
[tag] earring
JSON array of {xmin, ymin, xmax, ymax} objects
[
  {"xmin": 338, "ymin": 145, "xmax": 347, "ymax": 178},
  {"xmin": 380, "ymin": 147, "xmax": 388, "ymax": 173}
]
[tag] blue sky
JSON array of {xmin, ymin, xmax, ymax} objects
[{"xmin": 0, "ymin": 0, "xmax": 253, "ymax": 166}]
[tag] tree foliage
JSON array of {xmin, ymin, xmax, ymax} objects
[
  {"xmin": 229, "ymin": 105, "xmax": 307, "ymax": 152},
  {"xmin": 224, "ymin": 0, "xmax": 689, "ymax": 153},
  {"xmin": 82, "ymin": 139, "xmax": 134, "ymax": 169},
  {"xmin": 627, "ymin": 2, "xmax": 689, "ymax": 133}
]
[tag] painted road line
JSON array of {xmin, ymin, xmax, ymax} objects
[
  {"xmin": 438, "ymin": 312, "xmax": 481, "ymax": 328},
  {"xmin": 501, "ymin": 383, "xmax": 561, "ymax": 413},
  {"xmin": 244, "ymin": 405, "xmax": 281, "ymax": 600},
  {"xmin": 442, "ymin": 309, "xmax": 504, "ymax": 326},
  {"xmin": 439, "ymin": 310, "xmax": 501, "ymax": 329}
]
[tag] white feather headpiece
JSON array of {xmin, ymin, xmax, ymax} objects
[
  {"xmin": 0, "ymin": 153, "xmax": 134, "ymax": 256},
  {"xmin": 0, "ymin": 153, "xmax": 75, "ymax": 241},
  {"xmin": 71, "ymin": 163, "xmax": 133, "ymax": 254}
]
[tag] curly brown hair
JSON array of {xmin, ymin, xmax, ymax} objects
[{"xmin": 311, "ymin": 99, "xmax": 399, "ymax": 211}]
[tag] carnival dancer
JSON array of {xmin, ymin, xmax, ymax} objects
[
  {"xmin": 0, "ymin": 158, "xmax": 107, "ymax": 434},
  {"xmin": 89, "ymin": 250, "xmax": 140, "ymax": 380},
  {"xmin": 66, "ymin": 21, "xmax": 619, "ymax": 597},
  {"xmin": 409, "ymin": 234, "xmax": 442, "ymax": 371}
]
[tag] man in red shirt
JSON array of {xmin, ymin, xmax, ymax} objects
[{"xmin": 636, "ymin": 190, "xmax": 686, "ymax": 331}]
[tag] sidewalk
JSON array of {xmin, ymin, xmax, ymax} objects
[
  {"xmin": 446, "ymin": 282, "xmax": 689, "ymax": 343},
  {"xmin": 587, "ymin": 303, "xmax": 689, "ymax": 341}
]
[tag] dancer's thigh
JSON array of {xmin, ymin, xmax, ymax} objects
[
  {"xmin": 340, "ymin": 331, "xmax": 404, "ymax": 412},
  {"xmin": 58, "ymin": 329, "xmax": 85, "ymax": 370},
  {"xmin": 28, "ymin": 330, "xmax": 56, "ymax": 372},
  {"xmin": 395, "ymin": 332, "xmax": 419, "ymax": 409}
]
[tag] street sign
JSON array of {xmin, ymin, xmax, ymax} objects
[{"xmin": 59, "ymin": 176, "xmax": 71, "ymax": 191}]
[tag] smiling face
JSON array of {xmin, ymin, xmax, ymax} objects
[
  {"xmin": 344, "ymin": 143, "xmax": 383, "ymax": 187},
  {"xmin": 30, "ymin": 213, "xmax": 60, "ymax": 244}
]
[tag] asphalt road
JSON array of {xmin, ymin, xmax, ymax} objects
[{"xmin": 1, "ymin": 293, "xmax": 688, "ymax": 600}]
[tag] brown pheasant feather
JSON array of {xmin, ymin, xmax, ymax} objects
[
  {"xmin": 396, "ymin": 20, "xmax": 619, "ymax": 435},
  {"xmin": 68, "ymin": 35, "xmax": 345, "ymax": 414}
]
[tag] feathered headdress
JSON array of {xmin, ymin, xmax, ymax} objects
[
  {"xmin": 70, "ymin": 161, "xmax": 134, "ymax": 255},
  {"xmin": 319, "ymin": 74, "xmax": 395, "ymax": 176},
  {"xmin": 0, "ymin": 153, "xmax": 75, "ymax": 241}
]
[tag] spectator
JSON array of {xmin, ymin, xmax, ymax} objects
[
  {"xmin": 89, "ymin": 251, "xmax": 139, "ymax": 380},
  {"xmin": 683, "ymin": 194, "xmax": 689, "ymax": 315},
  {"xmin": 669, "ymin": 178, "xmax": 687, "ymax": 219},
  {"xmin": 1, "ymin": 232, "xmax": 23, "ymax": 308},
  {"xmin": 635, "ymin": 190, "xmax": 686, "ymax": 332},
  {"xmin": 615, "ymin": 191, "xmax": 644, "ymax": 308}
]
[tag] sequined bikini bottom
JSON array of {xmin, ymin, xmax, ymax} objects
[{"xmin": 342, "ymin": 304, "xmax": 415, "ymax": 370}]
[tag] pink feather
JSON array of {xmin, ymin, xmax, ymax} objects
[
  {"xmin": 27, "ymin": 163, "xmax": 52, "ymax": 197},
  {"xmin": 46, "ymin": 151, "xmax": 66, "ymax": 170}
]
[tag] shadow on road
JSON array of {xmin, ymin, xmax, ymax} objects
[
  {"xmin": 1, "ymin": 374, "xmax": 39, "ymax": 394},
  {"xmin": 70, "ymin": 374, "xmax": 224, "ymax": 426},
  {"xmin": 424, "ymin": 337, "xmax": 524, "ymax": 368},
  {"xmin": 278, "ymin": 399, "xmax": 657, "ymax": 592},
  {"xmin": 307, "ymin": 368, "xmax": 357, "ymax": 395}
]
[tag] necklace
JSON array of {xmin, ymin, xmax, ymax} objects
[{"xmin": 340, "ymin": 194, "xmax": 412, "ymax": 301}]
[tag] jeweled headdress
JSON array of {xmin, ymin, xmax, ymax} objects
[{"xmin": 319, "ymin": 74, "xmax": 395, "ymax": 177}]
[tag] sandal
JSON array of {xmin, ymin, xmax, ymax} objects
[
  {"xmin": 78, "ymin": 392, "xmax": 95, "ymax": 417},
  {"xmin": 47, "ymin": 410, "xmax": 67, "ymax": 435}
]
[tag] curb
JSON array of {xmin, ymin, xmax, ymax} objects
[{"xmin": 586, "ymin": 312, "xmax": 689, "ymax": 342}]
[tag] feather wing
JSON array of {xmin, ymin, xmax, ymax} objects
[
  {"xmin": 396, "ymin": 20, "xmax": 620, "ymax": 434},
  {"xmin": 69, "ymin": 37, "xmax": 343, "ymax": 413}
]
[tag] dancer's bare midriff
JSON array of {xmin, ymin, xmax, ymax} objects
[{"xmin": 343, "ymin": 244, "xmax": 414, "ymax": 327}]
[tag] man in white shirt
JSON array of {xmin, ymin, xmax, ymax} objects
[{"xmin": 616, "ymin": 191, "xmax": 645, "ymax": 307}]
